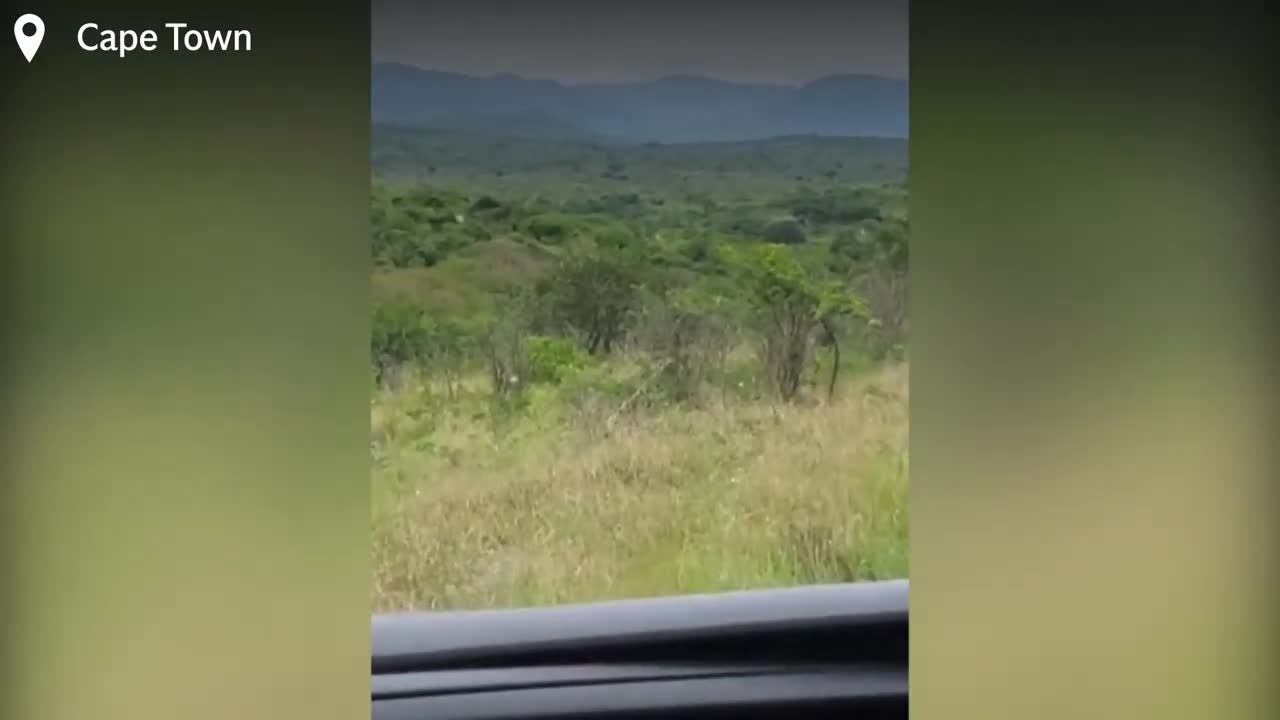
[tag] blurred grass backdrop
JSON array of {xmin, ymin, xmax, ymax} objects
[
  {"xmin": 0, "ymin": 2, "xmax": 1276, "ymax": 720},
  {"xmin": 911, "ymin": 2, "xmax": 1276, "ymax": 719},
  {"xmin": 0, "ymin": 4, "xmax": 370, "ymax": 720}
]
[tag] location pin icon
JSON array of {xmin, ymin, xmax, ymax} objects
[{"xmin": 15, "ymin": 14, "xmax": 44, "ymax": 62}]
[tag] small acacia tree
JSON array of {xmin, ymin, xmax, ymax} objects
[
  {"xmin": 735, "ymin": 245, "xmax": 867, "ymax": 402},
  {"xmin": 814, "ymin": 284, "xmax": 869, "ymax": 401},
  {"xmin": 538, "ymin": 250, "xmax": 640, "ymax": 356}
]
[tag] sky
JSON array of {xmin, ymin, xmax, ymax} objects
[{"xmin": 371, "ymin": 0, "xmax": 908, "ymax": 85}]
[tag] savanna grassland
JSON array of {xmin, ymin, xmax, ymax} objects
[{"xmin": 370, "ymin": 126, "xmax": 909, "ymax": 610}]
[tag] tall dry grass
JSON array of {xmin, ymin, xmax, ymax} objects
[{"xmin": 371, "ymin": 363, "xmax": 908, "ymax": 611}]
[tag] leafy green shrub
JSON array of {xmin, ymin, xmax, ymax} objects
[
  {"xmin": 830, "ymin": 218, "xmax": 908, "ymax": 276},
  {"xmin": 371, "ymin": 302, "xmax": 434, "ymax": 380},
  {"xmin": 523, "ymin": 335, "xmax": 591, "ymax": 384},
  {"xmin": 537, "ymin": 251, "xmax": 641, "ymax": 355},
  {"xmin": 371, "ymin": 303, "xmax": 478, "ymax": 388},
  {"xmin": 762, "ymin": 218, "xmax": 807, "ymax": 245},
  {"xmin": 469, "ymin": 195, "xmax": 502, "ymax": 212},
  {"xmin": 524, "ymin": 214, "xmax": 575, "ymax": 243},
  {"xmin": 679, "ymin": 235, "xmax": 713, "ymax": 264},
  {"xmin": 591, "ymin": 229, "xmax": 632, "ymax": 252}
]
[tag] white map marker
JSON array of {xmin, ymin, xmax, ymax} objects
[{"xmin": 15, "ymin": 14, "xmax": 44, "ymax": 62}]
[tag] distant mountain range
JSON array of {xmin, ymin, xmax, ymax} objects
[{"xmin": 372, "ymin": 63, "xmax": 908, "ymax": 144}]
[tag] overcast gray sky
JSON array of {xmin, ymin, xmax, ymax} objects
[{"xmin": 372, "ymin": 0, "xmax": 908, "ymax": 85}]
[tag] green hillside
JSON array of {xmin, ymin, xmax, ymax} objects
[{"xmin": 370, "ymin": 131, "xmax": 909, "ymax": 610}]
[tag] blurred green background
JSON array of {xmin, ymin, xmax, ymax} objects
[
  {"xmin": 1, "ymin": 5, "xmax": 370, "ymax": 720},
  {"xmin": 910, "ymin": 4, "xmax": 1276, "ymax": 719},
  {"xmin": 2, "ymin": 2, "xmax": 1275, "ymax": 720}
]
